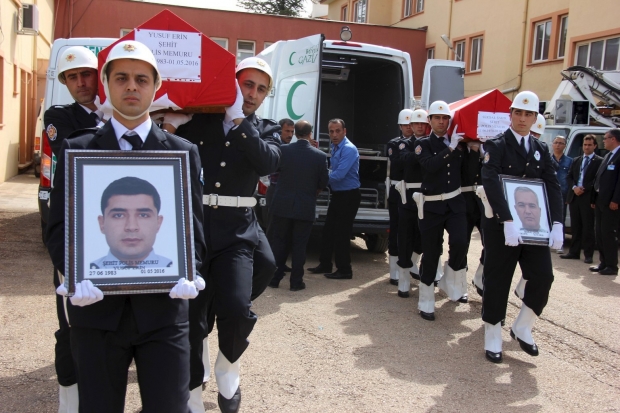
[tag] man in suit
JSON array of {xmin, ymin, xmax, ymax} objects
[
  {"xmin": 267, "ymin": 120, "xmax": 329, "ymax": 291},
  {"xmin": 590, "ymin": 128, "xmax": 620, "ymax": 276},
  {"xmin": 561, "ymin": 135, "xmax": 602, "ymax": 263},
  {"xmin": 480, "ymin": 91, "xmax": 563, "ymax": 364},
  {"xmin": 413, "ymin": 101, "xmax": 468, "ymax": 321},
  {"xmin": 46, "ymin": 41, "xmax": 206, "ymax": 413},
  {"xmin": 43, "ymin": 45, "xmax": 103, "ymax": 412}
]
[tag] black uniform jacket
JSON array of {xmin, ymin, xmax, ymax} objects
[
  {"xmin": 481, "ymin": 128, "xmax": 563, "ymax": 230},
  {"xmin": 175, "ymin": 113, "xmax": 281, "ymax": 253},
  {"xmin": 396, "ymin": 137, "xmax": 424, "ymax": 210},
  {"xmin": 461, "ymin": 147, "xmax": 483, "ymax": 216},
  {"xmin": 387, "ymin": 136, "xmax": 406, "ymax": 203},
  {"xmin": 415, "ymin": 133, "xmax": 466, "ymax": 215},
  {"xmin": 270, "ymin": 140, "xmax": 328, "ymax": 222},
  {"xmin": 45, "ymin": 121, "xmax": 206, "ymax": 333},
  {"xmin": 566, "ymin": 154, "xmax": 603, "ymax": 204},
  {"xmin": 44, "ymin": 102, "xmax": 98, "ymax": 157},
  {"xmin": 591, "ymin": 149, "xmax": 620, "ymax": 206}
]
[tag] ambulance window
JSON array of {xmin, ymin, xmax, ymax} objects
[
  {"xmin": 211, "ymin": 37, "xmax": 228, "ymax": 50},
  {"xmin": 237, "ymin": 41, "xmax": 255, "ymax": 64}
]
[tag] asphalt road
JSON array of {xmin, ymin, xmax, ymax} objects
[{"xmin": 0, "ymin": 172, "xmax": 618, "ymax": 412}]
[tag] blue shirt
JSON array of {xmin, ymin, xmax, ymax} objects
[
  {"xmin": 553, "ymin": 154, "xmax": 573, "ymax": 197},
  {"xmin": 329, "ymin": 136, "xmax": 360, "ymax": 191}
]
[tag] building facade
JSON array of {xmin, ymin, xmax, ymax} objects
[
  {"xmin": 322, "ymin": 0, "xmax": 620, "ymax": 105},
  {"xmin": 0, "ymin": 0, "xmax": 54, "ymax": 183}
]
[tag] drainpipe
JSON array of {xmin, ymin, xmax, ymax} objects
[
  {"xmin": 446, "ymin": 0, "xmax": 454, "ymax": 59},
  {"xmin": 502, "ymin": 0, "xmax": 529, "ymax": 96}
]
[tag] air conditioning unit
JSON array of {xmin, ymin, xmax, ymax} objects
[{"xmin": 16, "ymin": 4, "xmax": 39, "ymax": 36}]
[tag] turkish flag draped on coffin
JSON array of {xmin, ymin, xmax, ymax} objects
[
  {"xmin": 447, "ymin": 89, "xmax": 513, "ymax": 141},
  {"xmin": 97, "ymin": 9, "xmax": 236, "ymax": 113}
]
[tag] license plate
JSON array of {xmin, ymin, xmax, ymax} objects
[{"xmin": 39, "ymin": 190, "xmax": 50, "ymax": 201}]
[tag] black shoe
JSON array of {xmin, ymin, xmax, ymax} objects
[
  {"xmin": 389, "ymin": 278, "xmax": 399, "ymax": 286},
  {"xmin": 434, "ymin": 280, "xmax": 438, "ymax": 287},
  {"xmin": 501, "ymin": 319, "xmax": 505, "ymax": 327},
  {"xmin": 324, "ymin": 270, "xmax": 353, "ymax": 279},
  {"xmin": 218, "ymin": 387, "xmax": 241, "ymax": 413},
  {"xmin": 397, "ymin": 290, "xmax": 409, "ymax": 298},
  {"xmin": 599, "ymin": 267, "xmax": 618, "ymax": 276},
  {"xmin": 419, "ymin": 311, "xmax": 435, "ymax": 321},
  {"xmin": 559, "ymin": 253, "xmax": 580, "ymax": 259},
  {"xmin": 485, "ymin": 350, "xmax": 503, "ymax": 363},
  {"xmin": 510, "ymin": 329, "xmax": 539, "ymax": 356},
  {"xmin": 410, "ymin": 271, "xmax": 420, "ymax": 280},
  {"xmin": 290, "ymin": 282, "xmax": 306, "ymax": 291},
  {"xmin": 472, "ymin": 280, "xmax": 483, "ymax": 297},
  {"xmin": 584, "ymin": 257, "xmax": 593, "ymax": 264},
  {"xmin": 308, "ymin": 265, "xmax": 332, "ymax": 274},
  {"xmin": 457, "ymin": 295, "xmax": 468, "ymax": 303},
  {"xmin": 268, "ymin": 279, "xmax": 280, "ymax": 288},
  {"xmin": 282, "ymin": 264, "xmax": 292, "ymax": 272},
  {"xmin": 589, "ymin": 265, "xmax": 604, "ymax": 272}
]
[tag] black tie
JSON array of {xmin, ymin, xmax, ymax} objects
[
  {"xmin": 121, "ymin": 133, "xmax": 142, "ymax": 150},
  {"xmin": 90, "ymin": 112, "xmax": 100, "ymax": 124},
  {"xmin": 519, "ymin": 137, "xmax": 527, "ymax": 158},
  {"xmin": 582, "ymin": 156, "xmax": 591, "ymax": 174}
]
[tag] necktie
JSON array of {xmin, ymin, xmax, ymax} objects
[
  {"xmin": 121, "ymin": 133, "xmax": 142, "ymax": 150},
  {"xmin": 90, "ymin": 112, "xmax": 100, "ymax": 124},
  {"xmin": 594, "ymin": 152, "xmax": 611, "ymax": 191},
  {"xmin": 519, "ymin": 137, "xmax": 527, "ymax": 158},
  {"xmin": 582, "ymin": 156, "xmax": 591, "ymax": 174}
]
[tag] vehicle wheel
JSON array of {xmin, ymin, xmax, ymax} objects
[
  {"xmin": 365, "ymin": 234, "xmax": 389, "ymax": 253},
  {"xmin": 34, "ymin": 163, "xmax": 41, "ymax": 178}
]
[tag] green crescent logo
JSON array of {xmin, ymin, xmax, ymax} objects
[
  {"xmin": 289, "ymin": 52, "xmax": 296, "ymax": 66},
  {"xmin": 286, "ymin": 81, "xmax": 306, "ymax": 120}
]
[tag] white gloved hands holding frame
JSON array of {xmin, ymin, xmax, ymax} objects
[{"xmin": 503, "ymin": 221, "xmax": 522, "ymax": 247}]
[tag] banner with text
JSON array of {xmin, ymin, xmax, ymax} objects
[{"xmin": 477, "ymin": 111, "xmax": 511, "ymax": 138}]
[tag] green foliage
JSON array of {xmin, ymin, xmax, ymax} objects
[{"xmin": 237, "ymin": 0, "xmax": 306, "ymax": 17}]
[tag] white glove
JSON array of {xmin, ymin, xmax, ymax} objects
[
  {"xmin": 169, "ymin": 278, "xmax": 199, "ymax": 299},
  {"xmin": 549, "ymin": 223, "xmax": 564, "ymax": 250},
  {"xmin": 449, "ymin": 124, "xmax": 464, "ymax": 150},
  {"xmin": 163, "ymin": 113, "xmax": 193, "ymax": 129},
  {"xmin": 477, "ymin": 136, "xmax": 490, "ymax": 142},
  {"xmin": 503, "ymin": 221, "xmax": 522, "ymax": 247},
  {"xmin": 467, "ymin": 141, "xmax": 480, "ymax": 152},
  {"xmin": 194, "ymin": 275, "xmax": 206, "ymax": 291},
  {"xmin": 225, "ymin": 81, "xmax": 245, "ymax": 122},
  {"xmin": 67, "ymin": 280, "xmax": 104, "ymax": 307}
]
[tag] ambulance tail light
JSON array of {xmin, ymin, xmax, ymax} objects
[{"xmin": 40, "ymin": 129, "xmax": 52, "ymax": 187}]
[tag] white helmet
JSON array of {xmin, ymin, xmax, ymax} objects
[
  {"xmin": 236, "ymin": 57, "xmax": 273, "ymax": 90},
  {"xmin": 531, "ymin": 114, "xmax": 546, "ymax": 135},
  {"xmin": 510, "ymin": 91, "xmax": 539, "ymax": 112},
  {"xmin": 412, "ymin": 109, "xmax": 429, "ymax": 124},
  {"xmin": 397, "ymin": 109, "xmax": 414, "ymax": 125},
  {"xmin": 58, "ymin": 46, "xmax": 98, "ymax": 85},
  {"xmin": 428, "ymin": 100, "xmax": 451, "ymax": 117},
  {"xmin": 100, "ymin": 41, "xmax": 162, "ymax": 91}
]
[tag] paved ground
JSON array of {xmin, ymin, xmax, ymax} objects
[{"xmin": 0, "ymin": 171, "xmax": 619, "ymax": 412}]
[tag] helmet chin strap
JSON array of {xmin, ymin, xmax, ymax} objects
[{"xmin": 103, "ymin": 79, "xmax": 156, "ymax": 121}]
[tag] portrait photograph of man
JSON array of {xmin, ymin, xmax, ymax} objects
[{"xmin": 505, "ymin": 182, "xmax": 551, "ymax": 241}]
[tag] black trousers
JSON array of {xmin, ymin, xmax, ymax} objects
[
  {"xmin": 319, "ymin": 188, "xmax": 361, "ymax": 273},
  {"xmin": 388, "ymin": 199, "xmax": 400, "ymax": 256},
  {"xmin": 269, "ymin": 215, "xmax": 314, "ymax": 287},
  {"xmin": 71, "ymin": 302, "xmax": 190, "ymax": 413},
  {"xmin": 568, "ymin": 194, "xmax": 596, "ymax": 258},
  {"xmin": 595, "ymin": 201, "xmax": 620, "ymax": 270},
  {"xmin": 481, "ymin": 228, "xmax": 554, "ymax": 325},
  {"xmin": 53, "ymin": 268, "xmax": 76, "ymax": 387},
  {"xmin": 418, "ymin": 209, "xmax": 467, "ymax": 286},
  {"xmin": 188, "ymin": 232, "xmax": 275, "ymax": 390},
  {"xmin": 465, "ymin": 204, "xmax": 485, "ymax": 268},
  {"xmin": 396, "ymin": 205, "xmax": 422, "ymax": 268}
]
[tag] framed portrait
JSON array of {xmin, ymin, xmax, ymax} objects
[
  {"xmin": 500, "ymin": 175, "xmax": 551, "ymax": 246},
  {"xmin": 64, "ymin": 150, "xmax": 196, "ymax": 295}
]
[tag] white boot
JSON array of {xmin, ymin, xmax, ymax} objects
[
  {"xmin": 418, "ymin": 282, "xmax": 435, "ymax": 315},
  {"xmin": 512, "ymin": 304, "xmax": 537, "ymax": 345},
  {"xmin": 58, "ymin": 383, "xmax": 79, "ymax": 413},
  {"xmin": 214, "ymin": 350, "xmax": 240, "ymax": 400},
  {"xmin": 473, "ymin": 263, "xmax": 484, "ymax": 294},
  {"xmin": 514, "ymin": 276, "xmax": 526, "ymax": 300},
  {"xmin": 388, "ymin": 255, "xmax": 399, "ymax": 283},
  {"xmin": 202, "ymin": 337, "xmax": 211, "ymax": 383},
  {"xmin": 188, "ymin": 386, "xmax": 206, "ymax": 413},
  {"xmin": 410, "ymin": 252, "xmax": 421, "ymax": 277},
  {"xmin": 437, "ymin": 262, "xmax": 468, "ymax": 302},
  {"xmin": 484, "ymin": 322, "xmax": 503, "ymax": 353},
  {"xmin": 397, "ymin": 266, "xmax": 410, "ymax": 297}
]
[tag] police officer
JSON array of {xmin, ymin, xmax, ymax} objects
[
  {"xmin": 42, "ymin": 45, "xmax": 102, "ymax": 412},
  {"xmin": 386, "ymin": 109, "xmax": 414, "ymax": 286},
  {"xmin": 413, "ymin": 101, "xmax": 468, "ymax": 320},
  {"xmin": 169, "ymin": 57, "xmax": 280, "ymax": 413},
  {"xmin": 481, "ymin": 91, "xmax": 563, "ymax": 363},
  {"xmin": 393, "ymin": 109, "xmax": 427, "ymax": 297}
]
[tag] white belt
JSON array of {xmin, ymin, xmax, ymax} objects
[
  {"xmin": 461, "ymin": 185, "xmax": 479, "ymax": 193},
  {"xmin": 393, "ymin": 181, "xmax": 423, "ymax": 204},
  {"xmin": 412, "ymin": 188, "xmax": 462, "ymax": 219},
  {"xmin": 406, "ymin": 183, "xmax": 422, "ymax": 189},
  {"xmin": 203, "ymin": 194, "xmax": 257, "ymax": 208},
  {"xmin": 475, "ymin": 186, "xmax": 494, "ymax": 218}
]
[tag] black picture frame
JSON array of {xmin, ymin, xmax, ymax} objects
[
  {"xmin": 64, "ymin": 150, "xmax": 195, "ymax": 295},
  {"xmin": 499, "ymin": 175, "xmax": 552, "ymax": 246}
]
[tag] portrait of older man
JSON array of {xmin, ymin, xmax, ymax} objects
[{"xmin": 513, "ymin": 186, "xmax": 548, "ymax": 236}]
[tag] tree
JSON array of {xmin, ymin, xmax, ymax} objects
[{"xmin": 237, "ymin": 0, "xmax": 306, "ymax": 17}]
